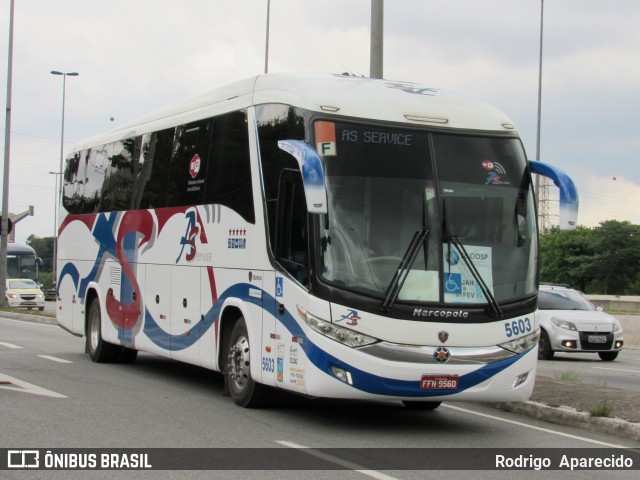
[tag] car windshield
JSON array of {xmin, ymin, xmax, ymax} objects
[
  {"xmin": 8, "ymin": 280, "xmax": 39, "ymax": 289},
  {"xmin": 538, "ymin": 289, "xmax": 596, "ymax": 311},
  {"xmin": 317, "ymin": 120, "xmax": 537, "ymax": 305}
]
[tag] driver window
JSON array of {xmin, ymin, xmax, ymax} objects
[{"xmin": 275, "ymin": 169, "xmax": 309, "ymax": 286}]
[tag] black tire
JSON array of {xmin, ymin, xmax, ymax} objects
[
  {"xmin": 38, "ymin": 307, "xmax": 45, "ymax": 311},
  {"xmin": 538, "ymin": 329, "xmax": 554, "ymax": 360},
  {"xmin": 118, "ymin": 347, "xmax": 138, "ymax": 364},
  {"xmin": 402, "ymin": 401, "xmax": 442, "ymax": 411},
  {"xmin": 598, "ymin": 351, "xmax": 619, "ymax": 361},
  {"xmin": 224, "ymin": 317, "xmax": 270, "ymax": 408},
  {"xmin": 86, "ymin": 300, "xmax": 119, "ymax": 363}
]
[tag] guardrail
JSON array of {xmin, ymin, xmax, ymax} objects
[{"xmin": 614, "ymin": 314, "xmax": 640, "ymax": 349}]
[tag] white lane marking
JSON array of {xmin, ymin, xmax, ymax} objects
[
  {"xmin": 592, "ymin": 366, "xmax": 640, "ymax": 374},
  {"xmin": 0, "ymin": 373, "xmax": 67, "ymax": 398},
  {"xmin": 276, "ymin": 440, "xmax": 400, "ymax": 480},
  {"xmin": 442, "ymin": 404, "xmax": 625, "ymax": 448},
  {"xmin": 0, "ymin": 342, "xmax": 22, "ymax": 349},
  {"xmin": 37, "ymin": 355, "xmax": 72, "ymax": 364}
]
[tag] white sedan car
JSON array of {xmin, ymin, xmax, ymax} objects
[
  {"xmin": 5, "ymin": 278, "xmax": 45, "ymax": 311},
  {"xmin": 537, "ymin": 284, "xmax": 624, "ymax": 361}
]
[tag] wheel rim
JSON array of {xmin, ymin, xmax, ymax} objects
[
  {"xmin": 89, "ymin": 308, "xmax": 100, "ymax": 352},
  {"xmin": 228, "ymin": 335, "xmax": 250, "ymax": 392}
]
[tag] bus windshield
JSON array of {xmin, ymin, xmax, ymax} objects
[
  {"xmin": 7, "ymin": 247, "xmax": 39, "ymax": 282},
  {"xmin": 317, "ymin": 121, "xmax": 537, "ymax": 306}
]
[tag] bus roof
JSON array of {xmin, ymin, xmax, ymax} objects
[
  {"xmin": 7, "ymin": 243, "xmax": 36, "ymax": 254},
  {"xmin": 74, "ymin": 73, "xmax": 518, "ymax": 150}
]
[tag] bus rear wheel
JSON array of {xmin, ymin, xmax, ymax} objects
[
  {"xmin": 224, "ymin": 317, "xmax": 270, "ymax": 408},
  {"xmin": 87, "ymin": 299, "xmax": 119, "ymax": 363}
]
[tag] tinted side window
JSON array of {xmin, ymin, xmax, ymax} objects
[
  {"xmin": 165, "ymin": 120, "xmax": 212, "ymax": 208},
  {"xmin": 99, "ymin": 138, "xmax": 140, "ymax": 212},
  {"xmin": 204, "ymin": 111, "xmax": 254, "ymax": 223},
  {"xmin": 256, "ymin": 105, "xmax": 306, "ymax": 250},
  {"xmin": 63, "ymin": 151, "xmax": 84, "ymax": 214},
  {"xmin": 137, "ymin": 128, "xmax": 175, "ymax": 209}
]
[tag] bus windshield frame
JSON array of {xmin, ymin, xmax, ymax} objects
[{"xmin": 312, "ymin": 118, "xmax": 538, "ymax": 311}]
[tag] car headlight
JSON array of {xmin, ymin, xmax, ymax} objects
[
  {"xmin": 499, "ymin": 330, "xmax": 540, "ymax": 354},
  {"xmin": 612, "ymin": 319, "xmax": 623, "ymax": 333},
  {"xmin": 551, "ymin": 318, "xmax": 577, "ymax": 331},
  {"xmin": 298, "ymin": 306, "xmax": 378, "ymax": 348},
  {"xmin": 6, "ymin": 292, "xmax": 18, "ymax": 299},
  {"xmin": 37, "ymin": 293, "xmax": 44, "ymax": 299}
]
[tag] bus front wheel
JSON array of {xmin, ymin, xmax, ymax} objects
[{"xmin": 224, "ymin": 317, "xmax": 270, "ymax": 408}]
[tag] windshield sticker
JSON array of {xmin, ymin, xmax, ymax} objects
[
  {"xmin": 482, "ymin": 160, "xmax": 511, "ymax": 186},
  {"xmin": 444, "ymin": 245, "xmax": 494, "ymax": 304},
  {"xmin": 315, "ymin": 121, "xmax": 337, "ymax": 156}
]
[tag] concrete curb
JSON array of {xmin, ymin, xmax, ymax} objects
[
  {"xmin": 0, "ymin": 310, "xmax": 58, "ymax": 325},
  {"xmin": 490, "ymin": 401, "xmax": 640, "ymax": 442}
]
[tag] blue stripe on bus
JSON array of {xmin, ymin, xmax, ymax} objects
[
  {"xmin": 140, "ymin": 282, "xmax": 525, "ymax": 398},
  {"xmin": 56, "ymin": 257, "xmax": 523, "ymax": 397}
]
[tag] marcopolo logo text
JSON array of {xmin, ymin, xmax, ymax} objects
[{"xmin": 413, "ymin": 308, "xmax": 469, "ymax": 319}]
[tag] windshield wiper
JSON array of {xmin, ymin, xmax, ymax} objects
[
  {"xmin": 448, "ymin": 235, "xmax": 503, "ymax": 318},
  {"xmin": 381, "ymin": 228, "xmax": 430, "ymax": 311}
]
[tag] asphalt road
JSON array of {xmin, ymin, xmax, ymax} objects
[
  {"xmin": 1, "ymin": 316, "xmax": 639, "ymax": 479},
  {"xmin": 536, "ymin": 350, "xmax": 640, "ymax": 392}
]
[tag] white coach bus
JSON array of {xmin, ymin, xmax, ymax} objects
[{"xmin": 56, "ymin": 73, "xmax": 578, "ymax": 409}]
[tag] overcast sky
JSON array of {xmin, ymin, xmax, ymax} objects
[{"xmin": 1, "ymin": 0, "xmax": 639, "ymax": 244}]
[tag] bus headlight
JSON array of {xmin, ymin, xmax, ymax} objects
[
  {"xmin": 499, "ymin": 330, "xmax": 540, "ymax": 354},
  {"xmin": 298, "ymin": 306, "xmax": 379, "ymax": 348}
]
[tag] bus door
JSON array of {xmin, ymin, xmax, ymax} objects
[{"xmin": 267, "ymin": 169, "xmax": 311, "ymax": 394}]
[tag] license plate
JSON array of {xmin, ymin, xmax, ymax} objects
[
  {"xmin": 588, "ymin": 335, "xmax": 607, "ymax": 343},
  {"xmin": 420, "ymin": 375, "xmax": 459, "ymax": 390}
]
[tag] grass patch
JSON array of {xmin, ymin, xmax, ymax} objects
[
  {"xmin": 0, "ymin": 307, "xmax": 55, "ymax": 318},
  {"xmin": 589, "ymin": 400, "xmax": 614, "ymax": 418},
  {"xmin": 555, "ymin": 369, "xmax": 582, "ymax": 382}
]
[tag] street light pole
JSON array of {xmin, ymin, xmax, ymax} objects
[
  {"xmin": 48, "ymin": 172, "xmax": 59, "ymax": 278},
  {"xmin": 370, "ymin": 0, "xmax": 384, "ymax": 79},
  {"xmin": 50, "ymin": 70, "xmax": 78, "ymax": 280},
  {"xmin": 534, "ymin": 0, "xmax": 548, "ymax": 231},
  {"xmin": 535, "ymin": 0, "xmax": 544, "ymax": 165},
  {"xmin": 264, "ymin": 0, "xmax": 270, "ymax": 73},
  {"xmin": 1, "ymin": 0, "xmax": 16, "ymax": 308}
]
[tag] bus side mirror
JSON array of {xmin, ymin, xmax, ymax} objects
[
  {"xmin": 278, "ymin": 140, "xmax": 328, "ymax": 214},
  {"xmin": 528, "ymin": 160, "xmax": 579, "ymax": 231},
  {"xmin": 36, "ymin": 257, "xmax": 44, "ymax": 269}
]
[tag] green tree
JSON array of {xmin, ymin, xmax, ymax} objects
[
  {"xmin": 539, "ymin": 225, "xmax": 595, "ymax": 290},
  {"xmin": 588, "ymin": 220, "xmax": 640, "ymax": 294},
  {"xmin": 539, "ymin": 221, "xmax": 640, "ymax": 295},
  {"xmin": 25, "ymin": 235, "xmax": 55, "ymax": 272}
]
